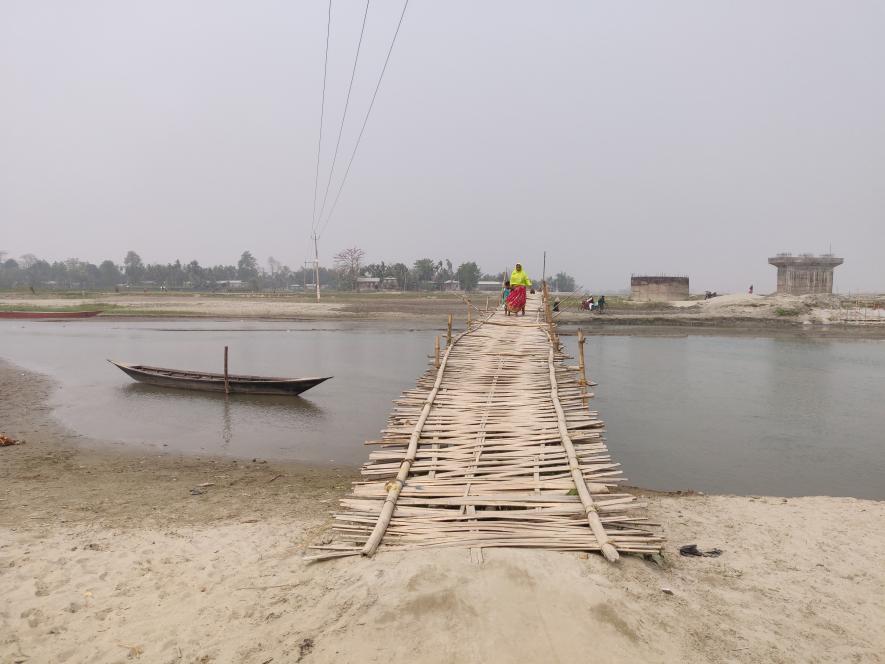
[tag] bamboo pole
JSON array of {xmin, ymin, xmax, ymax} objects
[
  {"xmin": 223, "ymin": 346, "xmax": 230, "ymax": 395},
  {"xmin": 467, "ymin": 301, "xmax": 472, "ymax": 327},
  {"xmin": 447, "ymin": 314, "xmax": 453, "ymax": 347},
  {"xmin": 434, "ymin": 336, "xmax": 441, "ymax": 369},
  {"xmin": 546, "ymin": 342, "xmax": 619, "ymax": 562},
  {"xmin": 577, "ymin": 329, "xmax": 588, "ymax": 408}
]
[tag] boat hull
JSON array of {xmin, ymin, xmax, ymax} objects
[
  {"xmin": 109, "ymin": 361, "xmax": 331, "ymax": 396},
  {"xmin": 0, "ymin": 310, "xmax": 102, "ymax": 319}
]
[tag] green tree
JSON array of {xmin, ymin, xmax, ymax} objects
[
  {"xmin": 433, "ymin": 259, "xmax": 453, "ymax": 286},
  {"xmin": 389, "ymin": 262, "xmax": 410, "ymax": 290},
  {"xmin": 98, "ymin": 260, "xmax": 121, "ymax": 288},
  {"xmin": 553, "ymin": 272, "xmax": 575, "ymax": 292},
  {"xmin": 185, "ymin": 260, "xmax": 205, "ymax": 289},
  {"xmin": 123, "ymin": 251, "xmax": 144, "ymax": 285},
  {"xmin": 412, "ymin": 258, "xmax": 435, "ymax": 284},
  {"xmin": 456, "ymin": 262, "xmax": 482, "ymax": 292},
  {"xmin": 365, "ymin": 262, "xmax": 388, "ymax": 279},
  {"xmin": 237, "ymin": 251, "xmax": 258, "ymax": 280},
  {"xmin": 27, "ymin": 259, "xmax": 52, "ymax": 287}
]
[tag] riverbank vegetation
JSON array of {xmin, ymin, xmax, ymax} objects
[{"xmin": 0, "ymin": 248, "xmax": 575, "ymax": 295}]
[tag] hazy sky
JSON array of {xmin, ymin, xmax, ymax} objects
[{"xmin": 2, "ymin": 1, "xmax": 883, "ymax": 293}]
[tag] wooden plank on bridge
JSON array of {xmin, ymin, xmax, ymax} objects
[{"xmin": 308, "ymin": 290, "xmax": 662, "ymax": 561}]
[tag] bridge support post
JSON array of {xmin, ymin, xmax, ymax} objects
[{"xmin": 577, "ymin": 330, "xmax": 588, "ymax": 408}]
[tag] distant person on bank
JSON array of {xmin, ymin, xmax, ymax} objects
[{"xmin": 506, "ymin": 264, "xmax": 532, "ymax": 316}]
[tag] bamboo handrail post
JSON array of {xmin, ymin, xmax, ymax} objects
[
  {"xmin": 577, "ymin": 329, "xmax": 588, "ymax": 407},
  {"xmin": 447, "ymin": 314, "xmax": 453, "ymax": 347},
  {"xmin": 434, "ymin": 336, "xmax": 441, "ymax": 369}
]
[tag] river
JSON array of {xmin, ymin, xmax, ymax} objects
[{"xmin": 1, "ymin": 320, "xmax": 883, "ymax": 498}]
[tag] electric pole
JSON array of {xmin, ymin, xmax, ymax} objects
[{"xmin": 312, "ymin": 233, "xmax": 321, "ymax": 302}]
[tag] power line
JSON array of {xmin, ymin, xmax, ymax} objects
[
  {"xmin": 315, "ymin": 0, "xmax": 371, "ymax": 229},
  {"xmin": 317, "ymin": 0, "xmax": 410, "ymax": 239},
  {"xmin": 311, "ymin": 0, "xmax": 333, "ymax": 233}
]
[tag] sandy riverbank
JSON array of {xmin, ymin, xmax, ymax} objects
[
  {"xmin": 1, "ymin": 361, "xmax": 884, "ymax": 663},
  {"xmin": 2, "ymin": 291, "xmax": 884, "ymax": 337}
]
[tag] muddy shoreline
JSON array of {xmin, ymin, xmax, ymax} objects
[
  {"xmin": 3, "ymin": 291, "xmax": 885, "ymax": 338},
  {"xmin": 0, "ymin": 358, "xmax": 358, "ymax": 532}
]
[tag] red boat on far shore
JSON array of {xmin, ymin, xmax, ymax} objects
[{"xmin": 0, "ymin": 310, "xmax": 102, "ymax": 319}]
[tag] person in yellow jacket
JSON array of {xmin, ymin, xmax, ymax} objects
[{"xmin": 505, "ymin": 263, "xmax": 532, "ymax": 316}]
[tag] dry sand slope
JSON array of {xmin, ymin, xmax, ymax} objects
[{"xmin": 2, "ymin": 496, "xmax": 884, "ymax": 664}]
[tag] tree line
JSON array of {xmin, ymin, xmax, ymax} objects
[{"xmin": 0, "ymin": 248, "xmax": 576, "ymax": 293}]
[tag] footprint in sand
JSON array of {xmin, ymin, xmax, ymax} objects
[{"xmin": 21, "ymin": 607, "xmax": 45, "ymax": 627}]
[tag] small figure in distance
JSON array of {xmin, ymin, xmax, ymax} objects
[
  {"xmin": 506, "ymin": 263, "xmax": 532, "ymax": 316},
  {"xmin": 749, "ymin": 284, "xmax": 754, "ymax": 294},
  {"xmin": 596, "ymin": 295, "xmax": 605, "ymax": 313}
]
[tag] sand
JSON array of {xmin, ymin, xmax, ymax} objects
[
  {"xmin": 3, "ymin": 291, "xmax": 884, "ymax": 336},
  {"xmin": 0, "ymin": 293, "xmax": 463, "ymax": 321},
  {"xmin": 2, "ymin": 361, "xmax": 884, "ymax": 663}
]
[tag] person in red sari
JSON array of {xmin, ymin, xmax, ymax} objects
[{"xmin": 505, "ymin": 263, "xmax": 532, "ymax": 316}]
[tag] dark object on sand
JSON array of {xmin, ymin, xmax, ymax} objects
[
  {"xmin": 108, "ymin": 360, "xmax": 331, "ymax": 396},
  {"xmin": 0, "ymin": 434, "xmax": 23, "ymax": 447},
  {"xmin": 0, "ymin": 310, "xmax": 102, "ymax": 319},
  {"xmin": 679, "ymin": 543, "xmax": 722, "ymax": 557}
]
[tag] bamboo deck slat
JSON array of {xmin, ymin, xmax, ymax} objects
[{"xmin": 308, "ymin": 291, "xmax": 661, "ymax": 562}]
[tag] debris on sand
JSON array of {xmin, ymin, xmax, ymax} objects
[
  {"xmin": 0, "ymin": 434, "xmax": 23, "ymax": 447},
  {"xmin": 679, "ymin": 543, "xmax": 723, "ymax": 558}
]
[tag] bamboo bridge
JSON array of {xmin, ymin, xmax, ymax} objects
[{"xmin": 309, "ymin": 288, "xmax": 662, "ymax": 562}]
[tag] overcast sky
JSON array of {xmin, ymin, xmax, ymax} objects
[{"xmin": 1, "ymin": 1, "xmax": 883, "ymax": 293}]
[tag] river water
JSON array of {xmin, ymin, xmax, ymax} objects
[{"xmin": 1, "ymin": 320, "xmax": 883, "ymax": 498}]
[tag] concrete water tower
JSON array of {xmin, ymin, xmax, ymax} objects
[{"xmin": 768, "ymin": 253, "xmax": 843, "ymax": 295}]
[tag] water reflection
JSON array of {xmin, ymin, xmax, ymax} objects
[
  {"xmin": 119, "ymin": 382, "xmax": 326, "ymax": 456},
  {"xmin": 222, "ymin": 396, "xmax": 231, "ymax": 451},
  {"xmin": 120, "ymin": 382, "xmax": 325, "ymax": 419}
]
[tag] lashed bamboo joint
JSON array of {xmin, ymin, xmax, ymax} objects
[{"xmin": 308, "ymin": 290, "xmax": 662, "ymax": 562}]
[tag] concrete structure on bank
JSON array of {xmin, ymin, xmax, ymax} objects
[
  {"xmin": 768, "ymin": 254, "xmax": 843, "ymax": 295},
  {"xmin": 630, "ymin": 275, "xmax": 689, "ymax": 301}
]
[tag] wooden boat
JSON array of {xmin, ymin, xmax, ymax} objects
[
  {"xmin": 0, "ymin": 310, "xmax": 102, "ymax": 319},
  {"xmin": 108, "ymin": 360, "xmax": 331, "ymax": 396}
]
